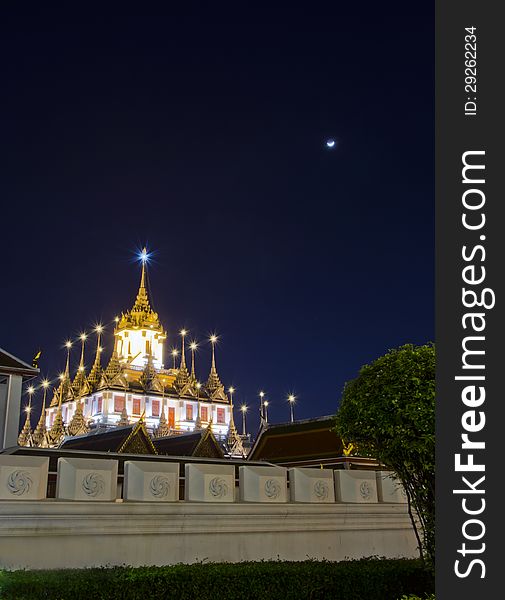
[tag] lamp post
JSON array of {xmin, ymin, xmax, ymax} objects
[
  {"xmin": 26, "ymin": 385, "xmax": 35, "ymax": 414},
  {"xmin": 263, "ymin": 400, "xmax": 269, "ymax": 423},
  {"xmin": 259, "ymin": 391, "xmax": 265, "ymax": 422},
  {"xmin": 241, "ymin": 404, "xmax": 247, "ymax": 435},
  {"xmin": 195, "ymin": 382, "xmax": 202, "ymax": 429},
  {"xmin": 171, "ymin": 348, "xmax": 179, "ymax": 369},
  {"xmin": 229, "ymin": 386, "xmax": 235, "ymax": 424},
  {"xmin": 288, "ymin": 394, "xmax": 296, "ymax": 423}
]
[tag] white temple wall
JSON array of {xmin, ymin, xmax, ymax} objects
[
  {"xmin": 44, "ymin": 390, "xmax": 232, "ymax": 437},
  {"xmin": 0, "ymin": 501, "xmax": 418, "ymax": 570}
]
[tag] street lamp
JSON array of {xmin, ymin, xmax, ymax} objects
[
  {"xmin": 240, "ymin": 404, "xmax": 247, "ymax": 435},
  {"xmin": 288, "ymin": 394, "xmax": 296, "ymax": 423},
  {"xmin": 171, "ymin": 348, "xmax": 179, "ymax": 369},
  {"xmin": 259, "ymin": 391, "xmax": 265, "ymax": 421},
  {"xmin": 263, "ymin": 400, "xmax": 269, "ymax": 423},
  {"xmin": 195, "ymin": 382, "xmax": 202, "ymax": 429}
]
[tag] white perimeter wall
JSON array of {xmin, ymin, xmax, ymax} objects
[{"xmin": 0, "ymin": 501, "xmax": 418, "ymax": 570}]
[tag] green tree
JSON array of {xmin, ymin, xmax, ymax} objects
[{"xmin": 334, "ymin": 343, "xmax": 435, "ymax": 567}]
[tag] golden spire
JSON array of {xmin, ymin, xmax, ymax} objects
[
  {"xmin": 227, "ymin": 387, "xmax": 238, "ymax": 442},
  {"xmin": 226, "ymin": 387, "xmax": 245, "ymax": 456},
  {"xmin": 32, "ymin": 380, "xmax": 49, "ymax": 446},
  {"xmin": 115, "ymin": 247, "xmax": 165, "ymax": 334},
  {"xmin": 174, "ymin": 329, "xmax": 190, "ymax": 392},
  {"xmin": 102, "ymin": 349, "xmax": 123, "ymax": 386},
  {"xmin": 50, "ymin": 341, "xmax": 73, "ymax": 406},
  {"xmin": 189, "ymin": 341, "xmax": 198, "ymax": 386},
  {"xmin": 117, "ymin": 405, "xmax": 130, "ymax": 427},
  {"xmin": 194, "ymin": 382, "xmax": 203, "ymax": 429},
  {"xmin": 87, "ymin": 325, "xmax": 104, "ymax": 391},
  {"xmin": 134, "ymin": 247, "xmax": 150, "ymax": 310},
  {"xmin": 140, "ymin": 351, "xmax": 162, "ymax": 392},
  {"xmin": 18, "ymin": 386, "xmax": 35, "ymax": 447},
  {"xmin": 180, "ymin": 329, "xmax": 187, "ymax": 369},
  {"xmin": 154, "ymin": 407, "xmax": 171, "ymax": 437},
  {"xmin": 67, "ymin": 400, "xmax": 90, "ymax": 437},
  {"xmin": 205, "ymin": 335, "xmax": 225, "ymax": 399},
  {"xmin": 49, "ymin": 389, "xmax": 65, "ymax": 446},
  {"xmin": 72, "ymin": 333, "xmax": 89, "ymax": 396}
]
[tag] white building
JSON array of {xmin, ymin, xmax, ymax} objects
[{"xmin": 34, "ymin": 251, "xmax": 241, "ymax": 451}]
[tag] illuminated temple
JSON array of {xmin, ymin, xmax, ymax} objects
[{"xmin": 19, "ymin": 250, "xmax": 245, "ymax": 456}]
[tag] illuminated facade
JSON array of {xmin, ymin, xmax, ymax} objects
[{"xmin": 27, "ymin": 250, "xmax": 243, "ymax": 453}]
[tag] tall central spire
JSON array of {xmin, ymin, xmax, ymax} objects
[{"xmin": 130, "ymin": 246, "xmax": 151, "ymax": 312}]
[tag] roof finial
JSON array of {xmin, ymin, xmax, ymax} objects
[
  {"xmin": 140, "ymin": 246, "xmax": 148, "ymax": 290},
  {"xmin": 131, "ymin": 246, "xmax": 151, "ymax": 311}
]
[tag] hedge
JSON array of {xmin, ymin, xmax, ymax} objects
[{"xmin": 0, "ymin": 558, "xmax": 434, "ymax": 600}]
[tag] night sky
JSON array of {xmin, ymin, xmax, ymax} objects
[{"xmin": 1, "ymin": 8, "xmax": 434, "ymax": 435}]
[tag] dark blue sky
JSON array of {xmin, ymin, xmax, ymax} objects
[{"xmin": 1, "ymin": 8, "xmax": 434, "ymax": 435}]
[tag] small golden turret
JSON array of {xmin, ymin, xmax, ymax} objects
[{"xmin": 67, "ymin": 400, "xmax": 90, "ymax": 437}]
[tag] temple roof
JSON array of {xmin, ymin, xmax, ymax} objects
[
  {"xmin": 247, "ymin": 415, "xmax": 380, "ymax": 469},
  {"xmin": 153, "ymin": 428, "xmax": 224, "ymax": 459},
  {"xmin": 248, "ymin": 416, "xmax": 343, "ymax": 464},
  {"xmin": 60, "ymin": 421, "xmax": 157, "ymax": 455},
  {"xmin": 0, "ymin": 347, "xmax": 39, "ymax": 378}
]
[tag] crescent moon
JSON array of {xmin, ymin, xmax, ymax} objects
[{"xmin": 326, "ymin": 140, "xmax": 335, "ymax": 148}]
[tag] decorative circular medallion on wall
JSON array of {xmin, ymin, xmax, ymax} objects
[
  {"xmin": 149, "ymin": 475, "xmax": 171, "ymax": 498},
  {"xmin": 359, "ymin": 481, "xmax": 372, "ymax": 500},
  {"xmin": 82, "ymin": 472, "xmax": 105, "ymax": 497},
  {"xmin": 313, "ymin": 479, "xmax": 329, "ymax": 500},
  {"xmin": 264, "ymin": 478, "xmax": 282, "ymax": 499},
  {"xmin": 7, "ymin": 470, "xmax": 33, "ymax": 496},
  {"xmin": 209, "ymin": 477, "xmax": 228, "ymax": 498}
]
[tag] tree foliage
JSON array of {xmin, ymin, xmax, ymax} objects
[{"xmin": 334, "ymin": 343, "xmax": 435, "ymax": 566}]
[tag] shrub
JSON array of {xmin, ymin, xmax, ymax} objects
[
  {"xmin": 0, "ymin": 558, "xmax": 434, "ymax": 600},
  {"xmin": 334, "ymin": 343, "xmax": 435, "ymax": 566}
]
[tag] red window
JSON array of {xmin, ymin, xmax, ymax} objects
[
  {"xmin": 217, "ymin": 408, "xmax": 225, "ymax": 424},
  {"xmin": 186, "ymin": 404, "xmax": 193, "ymax": 421},
  {"xmin": 97, "ymin": 396, "xmax": 103, "ymax": 413},
  {"xmin": 151, "ymin": 400, "xmax": 160, "ymax": 417},
  {"xmin": 200, "ymin": 406, "xmax": 208, "ymax": 422},
  {"xmin": 133, "ymin": 398, "xmax": 141, "ymax": 415},
  {"xmin": 114, "ymin": 395, "xmax": 125, "ymax": 413},
  {"xmin": 168, "ymin": 407, "xmax": 175, "ymax": 428}
]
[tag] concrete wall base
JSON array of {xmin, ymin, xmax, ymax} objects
[{"xmin": 0, "ymin": 500, "xmax": 418, "ymax": 570}]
